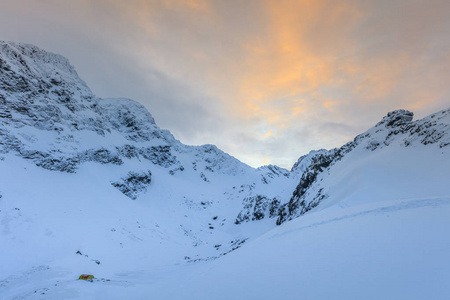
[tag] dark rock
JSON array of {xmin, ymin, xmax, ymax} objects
[
  {"xmin": 111, "ymin": 170, "xmax": 152, "ymax": 200},
  {"xmin": 376, "ymin": 109, "xmax": 414, "ymax": 128},
  {"xmin": 139, "ymin": 146, "xmax": 180, "ymax": 168},
  {"xmin": 235, "ymin": 195, "xmax": 280, "ymax": 224},
  {"xmin": 80, "ymin": 148, "xmax": 123, "ymax": 165},
  {"xmin": 277, "ymin": 150, "xmax": 339, "ymax": 225}
]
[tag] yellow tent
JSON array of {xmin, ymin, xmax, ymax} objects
[{"xmin": 78, "ymin": 274, "xmax": 95, "ymax": 280}]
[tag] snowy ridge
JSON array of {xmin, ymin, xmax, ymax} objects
[
  {"xmin": 0, "ymin": 42, "xmax": 257, "ymax": 181},
  {"xmin": 290, "ymin": 148, "xmax": 329, "ymax": 175},
  {"xmin": 277, "ymin": 108, "xmax": 450, "ymax": 224}
]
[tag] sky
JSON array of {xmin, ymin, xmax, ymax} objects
[{"xmin": 1, "ymin": 0, "xmax": 450, "ymax": 168}]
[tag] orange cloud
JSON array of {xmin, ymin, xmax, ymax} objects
[
  {"xmin": 261, "ymin": 129, "xmax": 273, "ymax": 139},
  {"xmin": 159, "ymin": 0, "xmax": 211, "ymax": 12},
  {"xmin": 2, "ymin": 0, "xmax": 449, "ymax": 168},
  {"xmin": 106, "ymin": 0, "xmax": 450, "ymax": 167},
  {"xmin": 105, "ymin": 0, "xmax": 450, "ymax": 140},
  {"xmin": 224, "ymin": 0, "xmax": 363, "ymax": 130}
]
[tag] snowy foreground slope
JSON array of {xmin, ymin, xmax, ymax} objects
[{"xmin": 1, "ymin": 42, "xmax": 450, "ymax": 299}]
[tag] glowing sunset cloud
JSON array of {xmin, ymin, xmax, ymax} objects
[{"xmin": 1, "ymin": 0, "xmax": 449, "ymax": 167}]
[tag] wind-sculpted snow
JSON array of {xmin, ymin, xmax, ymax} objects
[
  {"xmin": 273, "ymin": 197, "xmax": 450, "ymax": 240},
  {"xmin": 188, "ymin": 144, "xmax": 254, "ymax": 176}
]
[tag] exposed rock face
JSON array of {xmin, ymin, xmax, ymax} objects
[
  {"xmin": 0, "ymin": 42, "xmax": 95, "ymax": 132},
  {"xmin": 111, "ymin": 171, "xmax": 152, "ymax": 200},
  {"xmin": 235, "ymin": 195, "xmax": 280, "ymax": 224},
  {"xmin": 277, "ymin": 150, "xmax": 338, "ymax": 225},
  {"xmin": 376, "ymin": 109, "xmax": 414, "ymax": 128},
  {"xmin": 290, "ymin": 149, "xmax": 329, "ymax": 175}
]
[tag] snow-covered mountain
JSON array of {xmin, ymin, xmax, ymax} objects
[
  {"xmin": 0, "ymin": 41, "xmax": 298, "ymax": 285},
  {"xmin": 278, "ymin": 108, "xmax": 450, "ymax": 224},
  {"xmin": 1, "ymin": 42, "xmax": 449, "ymax": 299},
  {"xmin": 0, "ymin": 41, "xmax": 296, "ymax": 206}
]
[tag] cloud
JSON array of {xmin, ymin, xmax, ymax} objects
[{"xmin": 1, "ymin": 0, "xmax": 450, "ymax": 168}]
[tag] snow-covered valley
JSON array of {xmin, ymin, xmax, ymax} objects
[{"xmin": 1, "ymin": 41, "xmax": 450, "ymax": 299}]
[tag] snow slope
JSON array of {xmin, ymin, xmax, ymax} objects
[
  {"xmin": 1, "ymin": 42, "xmax": 450, "ymax": 299},
  {"xmin": 165, "ymin": 197, "xmax": 450, "ymax": 300}
]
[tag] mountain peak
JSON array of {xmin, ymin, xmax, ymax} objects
[
  {"xmin": 376, "ymin": 109, "xmax": 414, "ymax": 128},
  {"xmin": 0, "ymin": 41, "xmax": 93, "ymax": 100}
]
